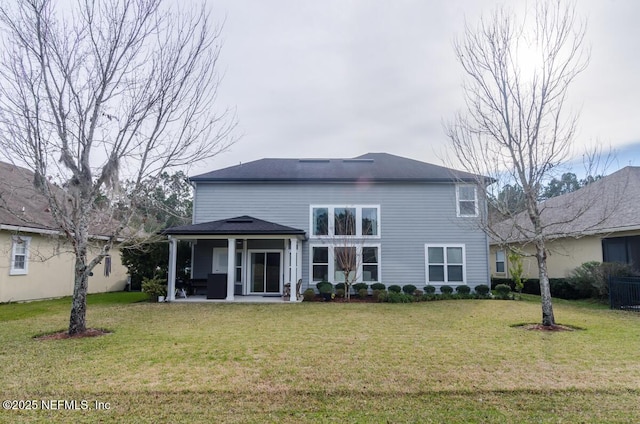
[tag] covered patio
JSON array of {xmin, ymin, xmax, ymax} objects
[{"xmin": 163, "ymin": 216, "xmax": 306, "ymax": 302}]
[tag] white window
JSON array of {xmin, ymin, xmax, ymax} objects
[
  {"xmin": 310, "ymin": 205, "xmax": 380, "ymax": 238},
  {"xmin": 312, "ymin": 207, "xmax": 329, "ymax": 236},
  {"xmin": 10, "ymin": 236, "xmax": 31, "ymax": 275},
  {"xmin": 310, "ymin": 244, "xmax": 381, "ymax": 283},
  {"xmin": 312, "ymin": 246, "xmax": 329, "ymax": 282},
  {"xmin": 495, "ymin": 250, "xmax": 506, "ymax": 274},
  {"xmin": 334, "ymin": 208, "xmax": 356, "ymax": 236},
  {"xmin": 362, "ymin": 246, "xmax": 379, "ymax": 282},
  {"xmin": 456, "ymin": 185, "xmax": 478, "ymax": 217},
  {"xmin": 425, "ymin": 244, "xmax": 465, "ymax": 284}
]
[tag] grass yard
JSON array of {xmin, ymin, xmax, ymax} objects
[{"xmin": 0, "ymin": 293, "xmax": 639, "ymax": 423}]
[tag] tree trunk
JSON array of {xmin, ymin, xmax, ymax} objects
[
  {"xmin": 536, "ymin": 243, "xmax": 556, "ymax": 327},
  {"xmin": 68, "ymin": 248, "xmax": 89, "ymax": 335}
]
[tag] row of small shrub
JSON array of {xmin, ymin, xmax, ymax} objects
[
  {"xmin": 303, "ymin": 281, "xmax": 500, "ymax": 303},
  {"xmin": 376, "ymin": 284, "xmax": 493, "ymax": 302},
  {"xmin": 312, "ymin": 282, "xmax": 482, "ymax": 295}
]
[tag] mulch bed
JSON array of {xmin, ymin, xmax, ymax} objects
[
  {"xmin": 310, "ymin": 296, "xmax": 376, "ymax": 303},
  {"xmin": 516, "ymin": 323, "xmax": 577, "ymax": 332},
  {"xmin": 35, "ymin": 328, "xmax": 112, "ymax": 341}
]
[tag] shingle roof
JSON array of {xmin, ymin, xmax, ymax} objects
[
  {"xmin": 191, "ymin": 153, "xmax": 485, "ymax": 183},
  {"xmin": 0, "ymin": 161, "xmax": 127, "ymax": 237},
  {"xmin": 0, "ymin": 161, "xmax": 58, "ymax": 231},
  {"xmin": 492, "ymin": 166, "xmax": 640, "ymax": 243},
  {"xmin": 163, "ymin": 216, "xmax": 306, "ymax": 236}
]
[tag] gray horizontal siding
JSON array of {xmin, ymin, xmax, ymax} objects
[{"xmin": 192, "ymin": 182, "xmax": 490, "ymax": 290}]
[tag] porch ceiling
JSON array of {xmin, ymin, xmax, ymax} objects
[{"xmin": 163, "ymin": 215, "xmax": 306, "ymax": 237}]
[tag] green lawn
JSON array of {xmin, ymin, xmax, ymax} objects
[{"xmin": 1, "ymin": 293, "xmax": 639, "ymax": 423}]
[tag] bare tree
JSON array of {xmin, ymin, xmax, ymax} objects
[
  {"xmin": 446, "ymin": 0, "xmax": 591, "ymax": 327},
  {"xmin": 0, "ymin": 0, "xmax": 234, "ymax": 334},
  {"xmin": 329, "ymin": 207, "xmax": 375, "ymax": 301}
]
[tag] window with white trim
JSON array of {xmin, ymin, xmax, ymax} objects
[
  {"xmin": 456, "ymin": 185, "xmax": 478, "ymax": 217},
  {"xmin": 312, "ymin": 246, "xmax": 329, "ymax": 282},
  {"xmin": 495, "ymin": 250, "xmax": 506, "ymax": 274},
  {"xmin": 362, "ymin": 246, "xmax": 379, "ymax": 282},
  {"xmin": 310, "ymin": 244, "xmax": 380, "ymax": 283},
  {"xmin": 10, "ymin": 236, "xmax": 30, "ymax": 275},
  {"xmin": 425, "ymin": 244, "xmax": 465, "ymax": 284},
  {"xmin": 334, "ymin": 208, "xmax": 356, "ymax": 236},
  {"xmin": 310, "ymin": 205, "xmax": 380, "ymax": 237},
  {"xmin": 312, "ymin": 208, "xmax": 329, "ymax": 236}
]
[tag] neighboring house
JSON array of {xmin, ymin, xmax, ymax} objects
[
  {"xmin": 489, "ymin": 166, "xmax": 639, "ymax": 280},
  {"xmin": 0, "ymin": 162, "xmax": 128, "ymax": 302},
  {"xmin": 163, "ymin": 153, "xmax": 491, "ymax": 301}
]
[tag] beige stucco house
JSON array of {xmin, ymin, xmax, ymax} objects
[
  {"xmin": 0, "ymin": 162, "xmax": 128, "ymax": 303},
  {"xmin": 490, "ymin": 166, "xmax": 640, "ymax": 279}
]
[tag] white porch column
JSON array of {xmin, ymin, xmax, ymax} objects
[
  {"xmin": 167, "ymin": 237, "xmax": 178, "ymax": 301},
  {"xmin": 289, "ymin": 237, "xmax": 298, "ymax": 302},
  {"xmin": 226, "ymin": 238, "xmax": 236, "ymax": 301}
]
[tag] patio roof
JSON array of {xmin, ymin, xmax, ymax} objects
[{"xmin": 163, "ymin": 215, "xmax": 306, "ymax": 236}]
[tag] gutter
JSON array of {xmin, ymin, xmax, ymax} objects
[{"xmin": 0, "ymin": 224, "xmax": 125, "ymax": 242}]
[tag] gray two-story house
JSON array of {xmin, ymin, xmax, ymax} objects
[{"xmin": 164, "ymin": 153, "xmax": 491, "ymax": 301}]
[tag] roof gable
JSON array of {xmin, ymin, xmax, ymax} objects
[{"xmin": 191, "ymin": 152, "xmax": 484, "ymax": 183}]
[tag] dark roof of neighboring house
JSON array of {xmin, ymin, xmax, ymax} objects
[
  {"xmin": 491, "ymin": 166, "xmax": 640, "ymax": 244},
  {"xmin": 0, "ymin": 161, "xmax": 58, "ymax": 231},
  {"xmin": 163, "ymin": 216, "xmax": 306, "ymax": 236},
  {"xmin": 191, "ymin": 153, "xmax": 486, "ymax": 183}
]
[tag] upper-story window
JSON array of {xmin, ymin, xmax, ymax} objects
[
  {"xmin": 456, "ymin": 185, "xmax": 478, "ymax": 217},
  {"xmin": 312, "ymin": 208, "xmax": 329, "ymax": 236},
  {"xmin": 310, "ymin": 205, "xmax": 380, "ymax": 237},
  {"xmin": 334, "ymin": 207, "xmax": 356, "ymax": 235}
]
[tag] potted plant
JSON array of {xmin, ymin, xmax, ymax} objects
[{"xmin": 142, "ymin": 277, "xmax": 168, "ymax": 302}]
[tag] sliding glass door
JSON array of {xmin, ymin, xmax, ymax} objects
[{"xmin": 250, "ymin": 251, "xmax": 281, "ymax": 294}]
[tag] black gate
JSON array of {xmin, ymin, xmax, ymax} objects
[{"xmin": 609, "ymin": 277, "xmax": 640, "ymax": 310}]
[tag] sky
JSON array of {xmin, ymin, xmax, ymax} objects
[{"xmin": 187, "ymin": 0, "xmax": 640, "ymax": 176}]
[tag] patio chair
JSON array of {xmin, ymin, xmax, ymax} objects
[
  {"xmin": 283, "ymin": 282, "xmax": 291, "ymax": 300},
  {"xmin": 295, "ymin": 279, "xmax": 302, "ymax": 300}
]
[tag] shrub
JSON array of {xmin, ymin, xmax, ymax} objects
[
  {"xmin": 568, "ymin": 261, "xmax": 634, "ymax": 299},
  {"xmin": 335, "ymin": 288, "xmax": 345, "ymax": 298},
  {"xmin": 494, "ymin": 283, "xmax": 512, "ymax": 299},
  {"xmin": 375, "ymin": 290, "xmax": 388, "ymax": 302},
  {"xmin": 402, "ymin": 284, "xmax": 417, "ymax": 295},
  {"xmin": 142, "ymin": 277, "xmax": 167, "ymax": 301},
  {"xmin": 385, "ymin": 292, "xmax": 412, "ymax": 303},
  {"xmin": 318, "ymin": 283, "xmax": 333, "ymax": 294},
  {"xmin": 372, "ymin": 289, "xmax": 386, "ymax": 301},
  {"xmin": 302, "ymin": 288, "xmax": 316, "ymax": 301},
  {"xmin": 440, "ymin": 285, "xmax": 453, "ymax": 294},
  {"xmin": 388, "ymin": 285, "xmax": 402, "ymax": 293},
  {"xmin": 358, "ymin": 288, "xmax": 368, "ymax": 298},
  {"xmin": 421, "ymin": 293, "xmax": 436, "ymax": 301},
  {"xmin": 424, "ymin": 285, "xmax": 436, "ymax": 294},
  {"xmin": 508, "ymin": 252, "xmax": 526, "ymax": 294},
  {"xmin": 456, "ymin": 285, "xmax": 471, "ymax": 294},
  {"xmin": 371, "ymin": 283, "xmax": 386, "ymax": 291},
  {"xmin": 316, "ymin": 281, "xmax": 330, "ymax": 291},
  {"xmin": 335, "ymin": 282, "xmax": 346, "ymax": 291},
  {"xmin": 475, "ymin": 284, "xmax": 491, "ymax": 297},
  {"xmin": 352, "ymin": 283, "xmax": 369, "ymax": 293}
]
